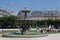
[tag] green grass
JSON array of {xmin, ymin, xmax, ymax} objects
[
  {"xmin": 48, "ymin": 30, "xmax": 60, "ymax": 34},
  {"xmin": 0, "ymin": 30, "xmax": 60, "ymax": 35},
  {"xmin": 3, "ymin": 30, "xmax": 18, "ymax": 32},
  {"xmin": 0, "ymin": 30, "xmax": 18, "ymax": 34},
  {"xmin": 0, "ymin": 32, "xmax": 2, "ymax": 34}
]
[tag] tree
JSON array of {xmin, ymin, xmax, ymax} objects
[
  {"xmin": 36, "ymin": 19, "xmax": 60, "ymax": 28},
  {"xmin": 0, "ymin": 15, "xmax": 19, "ymax": 28}
]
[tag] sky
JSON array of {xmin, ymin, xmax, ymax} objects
[{"xmin": 0, "ymin": 0, "xmax": 60, "ymax": 12}]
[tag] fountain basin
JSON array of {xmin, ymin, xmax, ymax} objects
[{"xmin": 2, "ymin": 32, "xmax": 48, "ymax": 38}]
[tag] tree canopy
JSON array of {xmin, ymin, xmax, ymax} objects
[{"xmin": 0, "ymin": 15, "xmax": 19, "ymax": 28}]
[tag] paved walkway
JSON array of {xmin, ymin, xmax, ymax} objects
[{"xmin": 0, "ymin": 33, "xmax": 60, "ymax": 40}]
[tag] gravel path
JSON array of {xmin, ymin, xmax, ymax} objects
[{"xmin": 0, "ymin": 33, "xmax": 60, "ymax": 40}]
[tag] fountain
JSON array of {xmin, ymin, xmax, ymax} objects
[
  {"xmin": 2, "ymin": 7, "xmax": 48, "ymax": 38},
  {"xmin": 19, "ymin": 7, "xmax": 31, "ymax": 35}
]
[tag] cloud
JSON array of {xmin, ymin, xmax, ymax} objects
[{"xmin": 10, "ymin": 1, "xmax": 14, "ymax": 4}]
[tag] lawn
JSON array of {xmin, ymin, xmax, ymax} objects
[
  {"xmin": 48, "ymin": 30, "xmax": 60, "ymax": 34},
  {"xmin": 0, "ymin": 30, "xmax": 60, "ymax": 35}
]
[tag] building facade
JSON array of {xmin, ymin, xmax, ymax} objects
[
  {"xmin": 0, "ymin": 9, "xmax": 16, "ymax": 17},
  {"xmin": 17, "ymin": 10, "xmax": 60, "ymax": 20}
]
